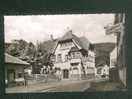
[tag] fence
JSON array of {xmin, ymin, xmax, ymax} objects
[{"xmin": 25, "ymin": 74, "xmax": 60, "ymax": 85}]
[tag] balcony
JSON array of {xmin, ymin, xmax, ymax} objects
[
  {"xmin": 70, "ymin": 58, "xmax": 81, "ymax": 63},
  {"xmin": 54, "ymin": 61, "xmax": 70, "ymax": 69}
]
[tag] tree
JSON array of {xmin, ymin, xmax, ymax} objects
[
  {"xmin": 24, "ymin": 42, "xmax": 35, "ymax": 58},
  {"xmin": 6, "ymin": 42, "xmax": 20, "ymax": 57},
  {"xmin": 17, "ymin": 39, "xmax": 28, "ymax": 51},
  {"xmin": 31, "ymin": 41, "xmax": 54, "ymax": 74},
  {"xmin": 6, "ymin": 39, "xmax": 28, "ymax": 57}
]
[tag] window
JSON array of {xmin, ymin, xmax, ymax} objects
[
  {"xmin": 18, "ymin": 73, "xmax": 22, "ymax": 78},
  {"xmin": 71, "ymin": 63, "xmax": 79, "ymax": 66},
  {"xmin": 73, "ymin": 67, "xmax": 78, "ymax": 70},
  {"xmin": 71, "ymin": 52, "xmax": 79, "ymax": 59},
  {"xmin": 71, "ymin": 52, "xmax": 75, "ymax": 59},
  {"xmin": 60, "ymin": 42, "xmax": 72, "ymax": 49},
  {"xmin": 76, "ymin": 52, "xmax": 80, "ymax": 58},
  {"xmin": 57, "ymin": 54, "xmax": 62, "ymax": 62},
  {"xmin": 65, "ymin": 54, "xmax": 68, "ymax": 61}
]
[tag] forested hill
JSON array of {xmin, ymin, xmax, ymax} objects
[{"xmin": 93, "ymin": 42, "xmax": 116, "ymax": 67}]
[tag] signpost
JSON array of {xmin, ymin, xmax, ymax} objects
[{"xmin": 105, "ymin": 23, "xmax": 124, "ymax": 35}]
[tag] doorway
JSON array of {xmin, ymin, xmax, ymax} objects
[
  {"xmin": 7, "ymin": 69, "xmax": 15, "ymax": 82},
  {"xmin": 63, "ymin": 69, "xmax": 69, "ymax": 79}
]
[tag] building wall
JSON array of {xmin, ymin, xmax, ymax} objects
[
  {"xmin": 5, "ymin": 63, "xmax": 25, "ymax": 82},
  {"xmin": 88, "ymin": 50, "xmax": 95, "ymax": 67},
  {"xmin": 53, "ymin": 40, "xmax": 95, "ymax": 80},
  {"xmin": 117, "ymin": 36, "xmax": 126, "ymax": 86},
  {"xmin": 54, "ymin": 41, "xmax": 80, "ymax": 79},
  {"xmin": 105, "ymin": 14, "xmax": 126, "ymax": 86},
  {"xmin": 82, "ymin": 50, "xmax": 95, "ymax": 75},
  {"xmin": 110, "ymin": 46, "xmax": 117, "ymax": 68},
  {"xmin": 55, "ymin": 41, "xmax": 74, "ymax": 62},
  {"xmin": 116, "ymin": 14, "xmax": 126, "ymax": 86},
  {"xmin": 119, "ymin": 67, "xmax": 126, "ymax": 86},
  {"xmin": 70, "ymin": 63, "xmax": 82, "ymax": 80}
]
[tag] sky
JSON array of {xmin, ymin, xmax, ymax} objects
[{"xmin": 4, "ymin": 14, "xmax": 116, "ymax": 44}]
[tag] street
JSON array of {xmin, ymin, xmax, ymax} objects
[
  {"xmin": 40, "ymin": 80, "xmax": 91, "ymax": 92},
  {"xmin": 6, "ymin": 78, "xmax": 108, "ymax": 93}
]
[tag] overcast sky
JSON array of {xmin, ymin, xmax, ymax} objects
[{"xmin": 4, "ymin": 14, "xmax": 116, "ymax": 44}]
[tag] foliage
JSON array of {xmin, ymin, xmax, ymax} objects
[
  {"xmin": 6, "ymin": 39, "xmax": 28, "ymax": 57},
  {"xmin": 6, "ymin": 39, "xmax": 54, "ymax": 74}
]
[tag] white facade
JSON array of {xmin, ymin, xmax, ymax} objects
[
  {"xmin": 83, "ymin": 50, "xmax": 95, "ymax": 75},
  {"xmin": 52, "ymin": 39, "xmax": 95, "ymax": 80}
]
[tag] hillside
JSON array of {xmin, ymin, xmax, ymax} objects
[{"xmin": 93, "ymin": 42, "xmax": 116, "ymax": 67}]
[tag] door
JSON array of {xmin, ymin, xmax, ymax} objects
[
  {"xmin": 63, "ymin": 69, "xmax": 69, "ymax": 79},
  {"xmin": 7, "ymin": 69, "xmax": 15, "ymax": 82}
]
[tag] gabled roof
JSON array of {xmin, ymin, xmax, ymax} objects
[
  {"xmin": 40, "ymin": 30, "xmax": 92, "ymax": 54},
  {"xmin": 5, "ymin": 53, "xmax": 29, "ymax": 65},
  {"xmin": 59, "ymin": 30, "xmax": 73, "ymax": 41},
  {"xmin": 59, "ymin": 30, "xmax": 91, "ymax": 51},
  {"xmin": 79, "ymin": 36, "xmax": 91, "ymax": 50}
]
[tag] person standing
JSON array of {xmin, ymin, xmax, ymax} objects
[{"xmin": 24, "ymin": 72, "xmax": 28, "ymax": 87}]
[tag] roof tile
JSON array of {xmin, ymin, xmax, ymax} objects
[{"xmin": 5, "ymin": 53, "xmax": 29, "ymax": 65}]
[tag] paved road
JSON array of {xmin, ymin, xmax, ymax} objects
[
  {"xmin": 6, "ymin": 78, "xmax": 108, "ymax": 93},
  {"xmin": 40, "ymin": 78, "xmax": 108, "ymax": 92},
  {"xmin": 40, "ymin": 80, "xmax": 91, "ymax": 92}
]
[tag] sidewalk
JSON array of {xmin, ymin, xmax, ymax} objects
[{"xmin": 6, "ymin": 78, "xmax": 108, "ymax": 93}]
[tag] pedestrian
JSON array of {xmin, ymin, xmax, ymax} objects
[{"xmin": 24, "ymin": 73, "xmax": 28, "ymax": 87}]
